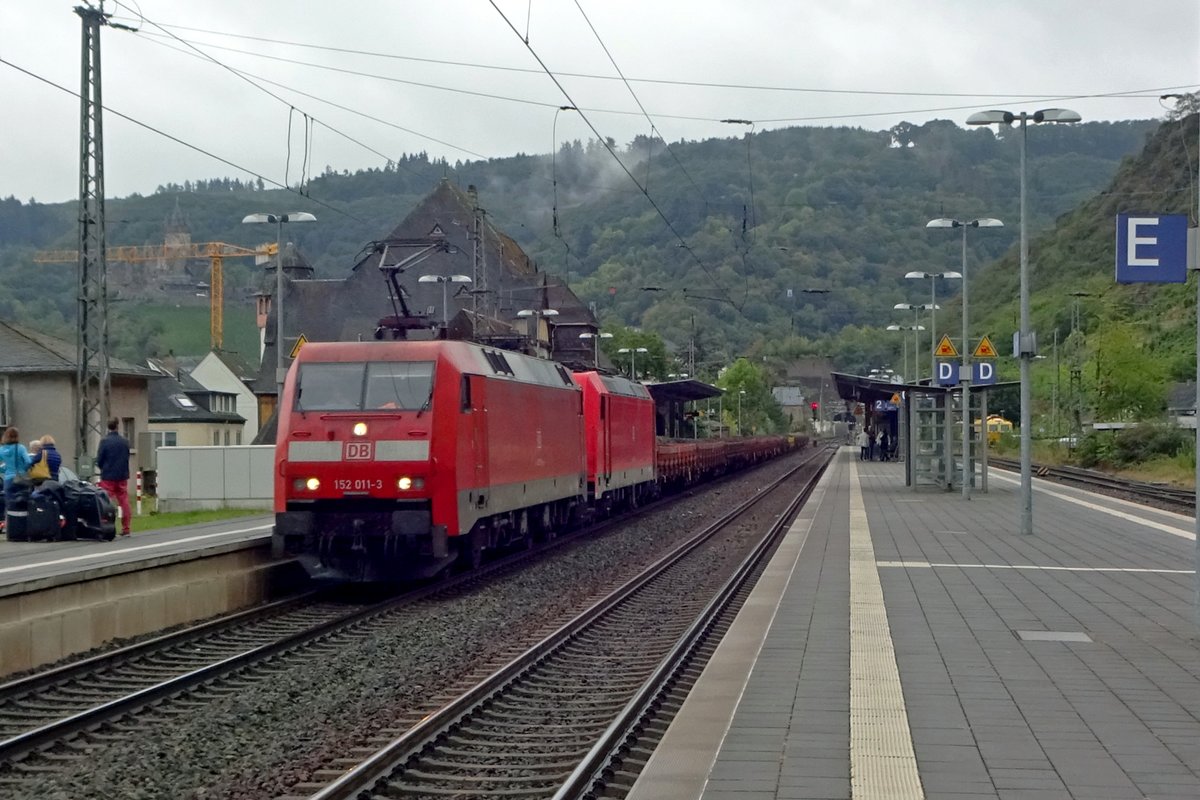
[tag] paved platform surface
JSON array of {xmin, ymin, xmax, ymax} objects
[
  {"xmin": 628, "ymin": 447, "xmax": 1200, "ymax": 800},
  {"xmin": 0, "ymin": 515, "xmax": 273, "ymax": 596}
]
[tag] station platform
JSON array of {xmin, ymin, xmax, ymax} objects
[
  {"xmin": 0, "ymin": 514, "xmax": 273, "ymax": 597},
  {"xmin": 628, "ymin": 447, "xmax": 1200, "ymax": 800}
]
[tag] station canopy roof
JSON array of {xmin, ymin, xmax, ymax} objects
[
  {"xmin": 831, "ymin": 371, "xmax": 1017, "ymax": 405},
  {"xmin": 645, "ymin": 378, "xmax": 723, "ymax": 404}
]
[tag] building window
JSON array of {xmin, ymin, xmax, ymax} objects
[
  {"xmin": 224, "ymin": 430, "xmax": 230, "ymax": 446},
  {"xmin": 212, "ymin": 431, "xmax": 220, "ymax": 446},
  {"xmin": 122, "ymin": 417, "xmax": 135, "ymax": 441},
  {"xmin": 149, "ymin": 431, "xmax": 177, "ymax": 449},
  {"xmin": 236, "ymin": 431, "xmax": 242, "ymax": 445}
]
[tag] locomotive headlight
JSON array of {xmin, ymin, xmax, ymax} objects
[
  {"xmin": 397, "ymin": 476, "xmax": 413, "ymax": 490},
  {"xmin": 305, "ymin": 477, "xmax": 321, "ymax": 491},
  {"xmin": 353, "ymin": 422, "xmax": 368, "ymax": 436}
]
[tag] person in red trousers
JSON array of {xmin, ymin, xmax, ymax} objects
[{"xmin": 96, "ymin": 417, "xmax": 131, "ymax": 536}]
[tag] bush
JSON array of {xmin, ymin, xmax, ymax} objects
[{"xmin": 1076, "ymin": 425, "xmax": 1193, "ymax": 469}]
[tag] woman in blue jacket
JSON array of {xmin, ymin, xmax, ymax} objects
[{"xmin": 0, "ymin": 426, "xmax": 32, "ymax": 506}]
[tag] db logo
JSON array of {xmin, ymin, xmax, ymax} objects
[{"xmin": 344, "ymin": 441, "xmax": 373, "ymax": 460}]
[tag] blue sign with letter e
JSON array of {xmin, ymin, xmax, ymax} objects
[{"xmin": 1115, "ymin": 214, "xmax": 1188, "ymax": 283}]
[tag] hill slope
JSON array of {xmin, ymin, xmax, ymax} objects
[{"xmin": 0, "ymin": 118, "xmax": 1162, "ymax": 369}]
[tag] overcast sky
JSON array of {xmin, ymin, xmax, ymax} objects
[{"xmin": 3, "ymin": 0, "xmax": 1197, "ymax": 204}]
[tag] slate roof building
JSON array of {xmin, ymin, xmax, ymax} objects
[
  {"xmin": 146, "ymin": 360, "xmax": 245, "ymax": 449},
  {"xmin": 250, "ymin": 181, "xmax": 599, "ymax": 435},
  {"xmin": 0, "ymin": 320, "xmax": 155, "ymax": 476}
]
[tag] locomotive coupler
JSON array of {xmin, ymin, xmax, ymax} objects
[{"xmin": 350, "ymin": 519, "xmax": 367, "ymax": 554}]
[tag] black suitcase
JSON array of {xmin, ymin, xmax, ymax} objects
[
  {"xmin": 5, "ymin": 509, "xmax": 28, "ymax": 541},
  {"xmin": 62, "ymin": 481, "xmax": 117, "ymax": 541},
  {"xmin": 26, "ymin": 493, "xmax": 64, "ymax": 541},
  {"xmin": 4, "ymin": 483, "xmax": 31, "ymax": 542}
]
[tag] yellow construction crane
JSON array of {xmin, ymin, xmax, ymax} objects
[{"xmin": 34, "ymin": 241, "xmax": 276, "ymax": 349}]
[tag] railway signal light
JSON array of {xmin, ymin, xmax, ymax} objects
[{"xmin": 810, "ymin": 402, "xmax": 819, "ymax": 420}]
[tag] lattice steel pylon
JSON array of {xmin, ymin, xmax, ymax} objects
[{"xmin": 75, "ymin": 3, "xmax": 111, "ymax": 475}]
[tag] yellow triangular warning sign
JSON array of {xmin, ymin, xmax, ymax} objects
[
  {"xmin": 973, "ymin": 335, "xmax": 998, "ymax": 359},
  {"xmin": 890, "ymin": 393, "xmax": 902, "ymax": 405},
  {"xmin": 934, "ymin": 334, "xmax": 958, "ymax": 357},
  {"xmin": 289, "ymin": 334, "xmax": 309, "ymax": 359}
]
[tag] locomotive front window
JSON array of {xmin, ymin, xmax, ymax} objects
[
  {"xmin": 295, "ymin": 363, "xmax": 366, "ymax": 410},
  {"xmin": 296, "ymin": 361, "xmax": 435, "ymax": 411},
  {"xmin": 364, "ymin": 362, "xmax": 435, "ymax": 410}
]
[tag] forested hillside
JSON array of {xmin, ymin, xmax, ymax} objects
[{"xmin": 0, "ymin": 117, "xmax": 1162, "ymax": 372}]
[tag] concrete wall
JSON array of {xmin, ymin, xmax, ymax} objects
[
  {"xmin": 156, "ymin": 445, "xmax": 274, "ymax": 511},
  {"xmin": 0, "ymin": 547, "xmax": 303, "ymax": 677}
]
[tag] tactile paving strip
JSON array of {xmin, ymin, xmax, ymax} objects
[{"xmin": 849, "ymin": 459, "xmax": 925, "ymax": 799}]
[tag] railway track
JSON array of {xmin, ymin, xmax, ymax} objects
[
  {"xmin": 990, "ymin": 456, "xmax": 1195, "ymax": 510},
  {"xmin": 303, "ymin": 447, "xmax": 833, "ymax": 800},
  {"xmin": 0, "ymin": 449, "xmax": 820, "ymax": 790}
]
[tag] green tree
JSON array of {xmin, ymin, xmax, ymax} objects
[
  {"xmin": 1091, "ymin": 323, "xmax": 1167, "ymax": 420},
  {"xmin": 716, "ymin": 358, "xmax": 787, "ymax": 435}
]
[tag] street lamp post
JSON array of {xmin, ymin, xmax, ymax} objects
[
  {"xmin": 893, "ymin": 303, "xmax": 935, "ymax": 383},
  {"xmin": 927, "ymin": 217, "xmax": 1004, "ymax": 500},
  {"xmin": 418, "ymin": 274, "xmax": 473, "ymax": 328},
  {"xmin": 737, "ymin": 389, "xmax": 747, "ymax": 436},
  {"xmin": 241, "ymin": 212, "xmax": 317, "ymax": 399},
  {"xmin": 617, "ymin": 346, "xmax": 649, "ymax": 380},
  {"xmin": 903, "ymin": 272, "xmax": 961, "ymax": 381},
  {"xmin": 1162, "ymin": 95, "xmax": 1200, "ymax": 628},
  {"xmin": 968, "ymin": 107, "xmax": 1081, "ymax": 534},
  {"xmin": 579, "ymin": 331, "xmax": 613, "ymax": 368},
  {"xmin": 516, "ymin": 308, "xmax": 559, "ymax": 355},
  {"xmin": 718, "ymin": 389, "xmax": 724, "ymax": 439},
  {"xmin": 886, "ymin": 324, "xmax": 925, "ymax": 382}
]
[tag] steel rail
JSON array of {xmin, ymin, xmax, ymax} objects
[
  {"xmin": 0, "ymin": 449, "xmax": 809, "ymax": 769},
  {"xmin": 553, "ymin": 449, "xmax": 827, "ymax": 798},
  {"xmin": 308, "ymin": 446, "xmax": 833, "ymax": 800},
  {"xmin": 991, "ymin": 456, "xmax": 1194, "ymax": 509}
]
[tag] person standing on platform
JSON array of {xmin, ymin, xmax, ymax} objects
[
  {"xmin": 856, "ymin": 428, "xmax": 870, "ymax": 460},
  {"xmin": 96, "ymin": 417, "xmax": 132, "ymax": 537},
  {"xmin": 879, "ymin": 428, "xmax": 890, "ymax": 462},
  {"xmin": 0, "ymin": 427, "xmax": 31, "ymax": 507},
  {"xmin": 39, "ymin": 435, "xmax": 62, "ymax": 482}
]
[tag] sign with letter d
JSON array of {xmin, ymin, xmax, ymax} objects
[
  {"xmin": 936, "ymin": 361, "xmax": 957, "ymax": 386},
  {"xmin": 972, "ymin": 361, "xmax": 996, "ymax": 386}
]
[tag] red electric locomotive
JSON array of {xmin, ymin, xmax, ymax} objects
[
  {"xmin": 570, "ymin": 371, "xmax": 657, "ymax": 511},
  {"xmin": 274, "ymin": 340, "xmax": 587, "ymax": 580}
]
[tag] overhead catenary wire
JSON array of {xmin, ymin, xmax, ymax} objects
[
  {"xmin": 0, "ymin": 57, "xmax": 364, "ymax": 224},
  {"xmin": 571, "ymin": 0, "xmax": 711, "ymax": 208},
  {"xmin": 135, "ymin": 32, "xmax": 490, "ymax": 162},
  {"xmin": 130, "ymin": 20, "xmax": 1200, "ymax": 104},
  {"xmin": 109, "ymin": 1, "xmax": 452, "ymax": 190},
  {"xmin": 131, "ymin": 27, "xmax": 1198, "ymax": 129},
  {"xmin": 488, "ymin": 0, "xmax": 740, "ymax": 311}
]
